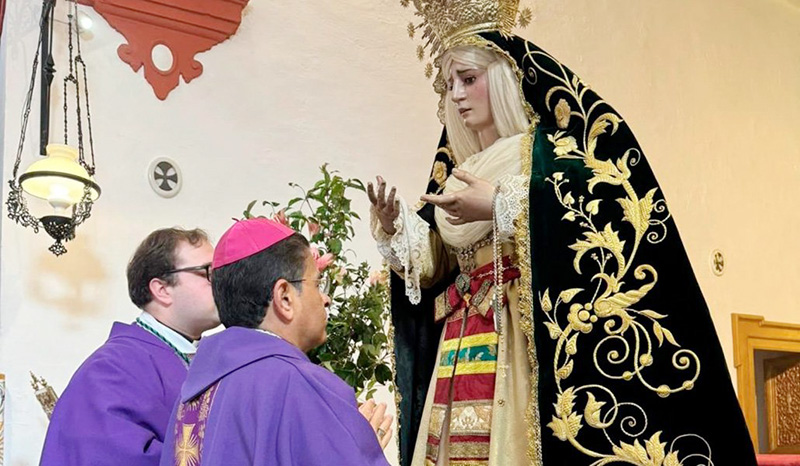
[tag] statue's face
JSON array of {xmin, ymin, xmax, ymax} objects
[{"xmin": 447, "ymin": 65, "xmax": 494, "ymax": 133}]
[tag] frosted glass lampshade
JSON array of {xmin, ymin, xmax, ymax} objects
[{"xmin": 19, "ymin": 144, "xmax": 101, "ymax": 213}]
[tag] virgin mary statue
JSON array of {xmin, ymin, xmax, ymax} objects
[{"xmin": 367, "ymin": 1, "xmax": 759, "ymax": 465}]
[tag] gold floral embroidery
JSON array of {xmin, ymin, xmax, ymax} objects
[
  {"xmin": 522, "ymin": 41, "xmax": 710, "ymax": 465},
  {"xmin": 450, "ymin": 402, "xmax": 493, "ymax": 434},
  {"xmin": 547, "ymin": 131, "xmax": 578, "ymax": 156},
  {"xmin": 429, "ymin": 404, "xmax": 447, "ymax": 438},
  {"xmin": 432, "ymin": 161, "xmax": 448, "ymax": 185},
  {"xmin": 555, "ymin": 98, "xmax": 571, "ymax": 129},
  {"xmin": 198, "ymin": 388, "xmax": 213, "ymax": 421}
]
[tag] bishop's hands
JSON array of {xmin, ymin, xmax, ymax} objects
[
  {"xmin": 367, "ymin": 176, "xmax": 399, "ymax": 235},
  {"xmin": 358, "ymin": 399, "xmax": 394, "ymax": 449},
  {"xmin": 421, "ymin": 168, "xmax": 494, "ymax": 225}
]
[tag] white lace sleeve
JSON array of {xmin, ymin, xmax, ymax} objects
[
  {"xmin": 370, "ymin": 197, "xmax": 434, "ymax": 304},
  {"xmin": 495, "ymin": 174, "xmax": 528, "ymax": 240}
]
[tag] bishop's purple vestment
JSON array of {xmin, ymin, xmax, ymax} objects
[
  {"xmin": 159, "ymin": 327, "xmax": 391, "ymax": 466},
  {"xmin": 40, "ymin": 322, "xmax": 188, "ymax": 466}
]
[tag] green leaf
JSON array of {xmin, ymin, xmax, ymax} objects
[
  {"xmin": 347, "ymin": 179, "xmax": 366, "ymax": 191},
  {"xmin": 375, "ymin": 364, "xmax": 393, "ymax": 383},
  {"xmin": 243, "ymin": 200, "xmax": 258, "ymax": 218}
]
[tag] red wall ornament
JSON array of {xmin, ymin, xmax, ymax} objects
[
  {"xmin": 0, "ymin": 0, "xmax": 6, "ymax": 41},
  {"xmin": 79, "ymin": 0, "xmax": 249, "ymax": 100}
]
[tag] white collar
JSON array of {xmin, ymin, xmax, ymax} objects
[
  {"xmin": 138, "ymin": 311, "xmax": 198, "ymax": 354},
  {"xmin": 255, "ymin": 328, "xmax": 283, "ymax": 340}
]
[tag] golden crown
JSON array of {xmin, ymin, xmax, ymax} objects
[{"xmin": 401, "ymin": 0, "xmax": 533, "ymax": 77}]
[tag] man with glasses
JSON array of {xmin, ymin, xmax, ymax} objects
[
  {"xmin": 40, "ymin": 228, "xmax": 219, "ymax": 466},
  {"xmin": 160, "ymin": 218, "xmax": 393, "ymax": 466}
]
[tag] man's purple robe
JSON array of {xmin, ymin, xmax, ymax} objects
[
  {"xmin": 159, "ymin": 327, "xmax": 391, "ymax": 466},
  {"xmin": 40, "ymin": 322, "xmax": 188, "ymax": 466}
]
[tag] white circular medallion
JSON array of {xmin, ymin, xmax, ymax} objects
[
  {"xmin": 148, "ymin": 157, "xmax": 182, "ymax": 198},
  {"xmin": 710, "ymin": 249, "xmax": 725, "ymax": 277}
]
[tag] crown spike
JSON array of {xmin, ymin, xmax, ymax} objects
[{"xmin": 399, "ymin": 0, "xmax": 533, "ymax": 77}]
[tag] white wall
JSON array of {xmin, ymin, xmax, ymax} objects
[{"xmin": 1, "ymin": 0, "xmax": 799, "ymax": 464}]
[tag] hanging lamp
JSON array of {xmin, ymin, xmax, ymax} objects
[{"xmin": 6, "ymin": 0, "xmax": 101, "ymax": 256}]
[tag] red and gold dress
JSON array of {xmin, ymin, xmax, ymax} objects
[{"xmin": 373, "ymin": 133, "xmax": 533, "ymax": 466}]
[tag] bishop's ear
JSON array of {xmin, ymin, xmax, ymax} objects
[{"xmin": 270, "ymin": 279, "xmax": 296, "ymax": 324}]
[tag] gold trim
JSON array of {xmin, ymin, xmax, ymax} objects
[
  {"xmin": 386, "ymin": 270, "xmax": 403, "ymax": 463},
  {"xmin": 732, "ymin": 313, "xmax": 800, "ymax": 449},
  {"xmin": 445, "ymin": 22, "xmax": 505, "ymax": 49},
  {"xmin": 514, "ymin": 130, "xmax": 543, "ymax": 465},
  {"xmin": 438, "ymin": 361, "xmax": 497, "ymax": 378},
  {"xmin": 447, "ymin": 440, "xmax": 492, "ymax": 460}
]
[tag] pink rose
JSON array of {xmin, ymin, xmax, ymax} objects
[
  {"xmin": 273, "ymin": 209, "xmax": 290, "ymax": 227},
  {"xmin": 307, "ymin": 221, "xmax": 321, "ymax": 238},
  {"xmin": 310, "ymin": 247, "xmax": 334, "ymax": 271},
  {"xmin": 369, "ymin": 269, "xmax": 387, "ymax": 286},
  {"xmin": 316, "ymin": 253, "xmax": 334, "ymax": 271}
]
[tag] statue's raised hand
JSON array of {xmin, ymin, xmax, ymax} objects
[{"xmin": 367, "ymin": 176, "xmax": 399, "ymax": 235}]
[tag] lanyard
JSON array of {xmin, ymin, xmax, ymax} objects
[{"xmin": 135, "ymin": 318, "xmax": 192, "ymax": 367}]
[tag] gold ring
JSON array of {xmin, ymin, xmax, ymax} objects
[{"xmin": 377, "ymin": 428, "xmax": 386, "ymax": 438}]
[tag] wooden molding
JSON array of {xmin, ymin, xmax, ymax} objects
[
  {"xmin": 732, "ymin": 313, "xmax": 800, "ymax": 448},
  {"xmin": 78, "ymin": 0, "xmax": 249, "ymax": 100}
]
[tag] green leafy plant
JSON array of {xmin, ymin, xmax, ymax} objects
[{"xmin": 243, "ymin": 164, "xmax": 393, "ymax": 398}]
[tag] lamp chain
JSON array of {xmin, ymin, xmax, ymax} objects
[{"xmin": 11, "ymin": 0, "xmax": 51, "ymax": 180}]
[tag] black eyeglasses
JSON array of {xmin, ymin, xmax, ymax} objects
[
  {"xmin": 287, "ymin": 276, "xmax": 330, "ymax": 294},
  {"xmin": 163, "ymin": 263, "xmax": 212, "ymax": 282}
]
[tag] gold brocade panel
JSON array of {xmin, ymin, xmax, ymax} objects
[{"xmin": 765, "ymin": 354, "xmax": 800, "ymax": 453}]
